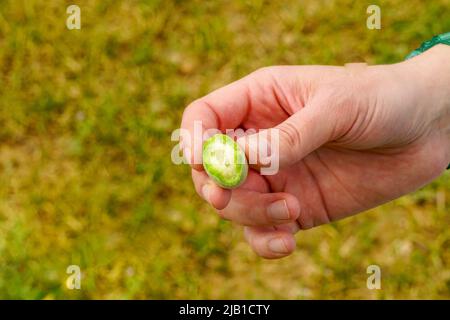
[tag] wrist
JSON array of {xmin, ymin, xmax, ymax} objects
[{"xmin": 398, "ymin": 45, "xmax": 450, "ymax": 158}]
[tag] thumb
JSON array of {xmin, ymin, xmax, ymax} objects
[{"xmin": 238, "ymin": 104, "xmax": 338, "ymax": 172}]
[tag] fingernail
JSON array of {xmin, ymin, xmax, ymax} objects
[
  {"xmin": 267, "ymin": 200, "xmax": 289, "ymax": 220},
  {"xmin": 202, "ymin": 184, "xmax": 211, "ymax": 203},
  {"xmin": 268, "ymin": 238, "xmax": 289, "ymax": 254}
]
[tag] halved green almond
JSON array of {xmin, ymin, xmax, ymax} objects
[{"xmin": 202, "ymin": 134, "xmax": 248, "ymax": 189}]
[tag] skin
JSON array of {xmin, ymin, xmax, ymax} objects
[{"xmin": 181, "ymin": 45, "xmax": 450, "ymax": 259}]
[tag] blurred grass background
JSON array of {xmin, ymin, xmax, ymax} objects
[{"xmin": 0, "ymin": 0, "xmax": 449, "ymax": 299}]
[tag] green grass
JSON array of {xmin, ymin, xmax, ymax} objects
[{"xmin": 0, "ymin": 0, "xmax": 449, "ymax": 299}]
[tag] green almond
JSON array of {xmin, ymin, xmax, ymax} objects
[{"xmin": 202, "ymin": 134, "xmax": 248, "ymax": 189}]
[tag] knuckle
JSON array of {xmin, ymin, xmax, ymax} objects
[
  {"xmin": 277, "ymin": 121, "xmax": 302, "ymax": 152},
  {"xmin": 251, "ymin": 66, "xmax": 274, "ymax": 78},
  {"xmin": 182, "ymin": 99, "xmax": 200, "ymax": 117},
  {"xmin": 250, "ymin": 207, "xmax": 271, "ymax": 226}
]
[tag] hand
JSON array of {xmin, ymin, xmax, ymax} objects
[{"xmin": 181, "ymin": 45, "xmax": 450, "ymax": 259}]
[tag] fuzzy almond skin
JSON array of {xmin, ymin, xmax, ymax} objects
[{"xmin": 202, "ymin": 134, "xmax": 248, "ymax": 189}]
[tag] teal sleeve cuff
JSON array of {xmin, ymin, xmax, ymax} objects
[{"xmin": 405, "ymin": 32, "xmax": 450, "ymax": 60}]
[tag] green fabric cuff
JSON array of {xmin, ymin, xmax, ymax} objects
[{"xmin": 405, "ymin": 32, "xmax": 450, "ymax": 60}]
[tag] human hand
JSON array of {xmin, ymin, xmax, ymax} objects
[{"xmin": 181, "ymin": 45, "xmax": 450, "ymax": 259}]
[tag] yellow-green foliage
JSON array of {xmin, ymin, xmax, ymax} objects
[{"xmin": 0, "ymin": 0, "xmax": 449, "ymax": 299}]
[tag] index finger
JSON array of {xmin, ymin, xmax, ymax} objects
[{"xmin": 180, "ymin": 74, "xmax": 253, "ymax": 170}]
